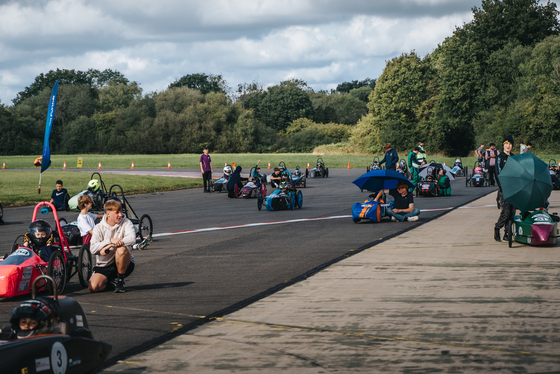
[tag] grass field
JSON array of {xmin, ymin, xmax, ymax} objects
[
  {"xmin": 0, "ymin": 170, "xmax": 202, "ymax": 207},
  {"xmin": 3, "ymin": 153, "xmax": 560, "ymax": 170}
]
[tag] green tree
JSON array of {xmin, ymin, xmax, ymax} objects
[
  {"xmin": 168, "ymin": 73, "xmax": 228, "ymax": 94},
  {"xmin": 336, "ymin": 78, "xmax": 376, "ymax": 93},
  {"xmin": 98, "ymin": 82, "xmax": 142, "ymax": 113}
]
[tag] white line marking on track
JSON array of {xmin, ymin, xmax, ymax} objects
[{"xmin": 151, "ymin": 204, "xmax": 496, "ymax": 238}]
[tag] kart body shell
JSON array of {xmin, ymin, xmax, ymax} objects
[
  {"xmin": 291, "ymin": 166, "xmax": 307, "ymax": 188},
  {"xmin": 212, "ymin": 176, "xmax": 229, "ymax": 192},
  {"xmin": 308, "ymin": 158, "xmax": 329, "ymax": 178},
  {"xmin": 0, "ymin": 247, "xmax": 46, "ymax": 298},
  {"xmin": 352, "ymin": 200, "xmax": 391, "ymax": 223},
  {"xmin": 0, "ymin": 276, "xmax": 112, "ymax": 373},
  {"xmin": 241, "ymin": 168, "xmax": 267, "ymax": 198},
  {"xmin": 509, "ymin": 211, "xmax": 560, "ymax": 247},
  {"xmin": 258, "ymin": 171, "xmax": 303, "ymax": 211}
]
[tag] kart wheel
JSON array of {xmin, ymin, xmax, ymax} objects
[
  {"xmin": 465, "ymin": 178, "xmax": 468, "ymax": 187},
  {"xmin": 78, "ymin": 244, "xmax": 93, "ymax": 288},
  {"xmin": 257, "ymin": 195, "xmax": 263, "ymax": 211},
  {"xmin": 508, "ymin": 220, "xmax": 513, "ymax": 248},
  {"xmin": 138, "ymin": 214, "xmax": 153, "ymax": 241},
  {"xmin": 303, "ymin": 179, "xmax": 306, "ymax": 188},
  {"xmin": 11, "ymin": 235, "xmax": 24, "ymax": 253},
  {"xmin": 353, "ymin": 219, "xmax": 360, "ymax": 223},
  {"xmin": 58, "ymin": 217, "xmax": 68, "ymax": 226},
  {"xmin": 47, "ymin": 251, "xmax": 66, "ymax": 295},
  {"xmin": 326, "ymin": 168, "xmax": 329, "ymax": 177},
  {"xmin": 290, "ymin": 193, "xmax": 295, "ymax": 210},
  {"xmin": 64, "ymin": 193, "xmax": 70, "ymax": 211},
  {"xmin": 297, "ymin": 190, "xmax": 303, "ymax": 208}
]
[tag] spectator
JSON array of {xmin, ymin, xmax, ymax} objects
[
  {"xmin": 227, "ymin": 166, "xmax": 247, "ymax": 198},
  {"xmin": 89, "ymin": 200, "xmax": 136, "ymax": 293},
  {"xmin": 50, "ymin": 180, "xmax": 68, "ymax": 211},
  {"xmin": 200, "ymin": 147, "xmax": 213, "ymax": 193},
  {"xmin": 77, "ymin": 195, "xmax": 103, "ymax": 245},
  {"xmin": 494, "ymin": 135, "xmax": 516, "ymax": 242},
  {"xmin": 373, "ymin": 181, "xmax": 420, "ymax": 222},
  {"xmin": 475, "ymin": 143, "xmax": 485, "ymax": 161},
  {"xmin": 270, "ymin": 167, "xmax": 282, "ymax": 188},
  {"xmin": 379, "ymin": 143, "xmax": 399, "ymax": 171},
  {"xmin": 519, "ymin": 141, "xmax": 526, "ymax": 154},
  {"xmin": 484, "ymin": 143, "xmax": 499, "ymax": 186},
  {"xmin": 524, "ymin": 142, "xmax": 532, "ymax": 153},
  {"xmin": 407, "ymin": 147, "xmax": 421, "ymax": 191},
  {"xmin": 417, "ymin": 141, "xmax": 427, "ymax": 165}
]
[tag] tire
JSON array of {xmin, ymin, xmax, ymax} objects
[
  {"xmin": 290, "ymin": 193, "xmax": 295, "ymax": 210},
  {"xmin": 12, "ymin": 235, "xmax": 24, "ymax": 253},
  {"xmin": 64, "ymin": 193, "xmax": 70, "ymax": 211},
  {"xmin": 47, "ymin": 251, "xmax": 66, "ymax": 295},
  {"xmin": 297, "ymin": 191, "xmax": 303, "ymax": 209},
  {"xmin": 59, "ymin": 217, "xmax": 68, "ymax": 226},
  {"xmin": 353, "ymin": 219, "xmax": 360, "ymax": 223},
  {"xmin": 138, "ymin": 214, "xmax": 153, "ymax": 241},
  {"xmin": 78, "ymin": 244, "xmax": 92, "ymax": 288},
  {"xmin": 257, "ymin": 195, "xmax": 263, "ymax": 211},
  {"xmin": 508, "ymin": 220, "xmax": 513, "ymax": 248}
]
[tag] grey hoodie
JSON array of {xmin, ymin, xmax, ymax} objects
[{"xmin": 90, "ymin": 215, "xmax": 136, "ymax": 267}]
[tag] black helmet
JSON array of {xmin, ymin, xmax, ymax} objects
[
  {"xmin": 10, "ymin": 299, "xmax": 54, "ymax": 338},
  {"xmin": 28, "ymin": 220, "xmax": 52, "ymax": 248}
]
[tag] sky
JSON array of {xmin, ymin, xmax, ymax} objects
[{"xmin": 0, "ymin": 0, "xmax": 553, "ymax": 105}]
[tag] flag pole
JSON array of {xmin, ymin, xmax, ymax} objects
[{"xmin": 38, "ymin": 172, "xmax": 42, "ymax": 194}]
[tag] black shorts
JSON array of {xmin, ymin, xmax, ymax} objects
[{"xmin": 92, "ymin": 260, "xmax": 134, "ymax": 281}]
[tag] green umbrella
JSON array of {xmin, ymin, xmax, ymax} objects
[{"xmin": 497, "ymin": 152, "xmax": 552, "ymax": 212}]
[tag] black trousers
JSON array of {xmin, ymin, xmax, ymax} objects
[
  {"xmin": 487, "ymin": 167, "xmax": 496, "ymax": 186},
  {"xmin": 495, "ymin": 190, "xmax": 516, "ymax": 233},
  {"xmin": 203, "ymin": 171, "xmax": 212, "ymax": 191}
]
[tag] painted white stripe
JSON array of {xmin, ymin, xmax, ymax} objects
[{"xmin": 151, "ymin": 203, "xmax": 497, "ymax": 238}]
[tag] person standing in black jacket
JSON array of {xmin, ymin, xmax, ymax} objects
[
  {"xmin": 379, "ymin": 143, "xmax": 398, "ymax": 171},
  {"xmin": 494, "ymin": 135, "xmax": 516, "ymax": 241}
]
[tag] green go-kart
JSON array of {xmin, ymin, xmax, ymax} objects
[{"xmin": 507, "ymin": 210, "xmax": 560, "ymax": 247}]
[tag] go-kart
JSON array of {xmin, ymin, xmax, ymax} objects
[
  {"xmin": 68, "ymin": 172, "xmax": 108, "ymax": 212},
  {"xmin": 291, "ymin": 165, "xmax": 307, "ymax": 188},
  {"xmin": 0, "ymin": 275, "xmax": 112, "ymax": 373},
  {"xmin": 366, "ymin": 156, "xmax": 383, "ymax": 172},
  {"xmin": 241, "ymin": 167, "xmax": 267, "ymax": 198},
  {"xmin": 352, "ymin": 194, "xmax": 392, "ymax": 223},
  {"xmin": 451, "ymin": 157, "xmax": 465, "ymax": 177},
  {"xmin": 257, "ymin": 171, "xmax": 303, "ymax": 211},
  {"xmin": 465, "ymin": 161, "xmax": 490, "ymax": 187},
  {"xmin": 395, "ymin": 160, "xmax": 410, "ymax": 179},
  {"xmin": 212, "ymin": 165, "xmax": 233, "ymax": 192},
  {"xmin": 3, "ymin": 202, "xmax": 92, "ymax": 298},
  {"xmin": 507, "ymin": 210, "xmax": 560, "ymax": 247},
  {"xmin": 415, "ymin": 166, "xmax": 451, "ymax": 197},
  {"xmin": 308, "ymin": 158, "xmax": 329, "ymax": 178},
  {"xmin": 61, "ymin": 181, "xmax": 153, "ymax": 246}
]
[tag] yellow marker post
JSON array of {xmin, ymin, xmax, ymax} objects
[{"xmin": 77, "ymin": 157, "xmax": 83, "ymax": 168}]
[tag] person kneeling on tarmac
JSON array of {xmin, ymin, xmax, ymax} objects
[
  {"xmin": 89, "ymin": 199, "xmax": 135, "ymax": 293},
  {"xmin": 373, "ymin": 181, "xmax": 420, "ymax": 222}
]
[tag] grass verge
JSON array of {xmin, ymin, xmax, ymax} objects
[{"xmin": 0, "ymin": 170, "xmax": 202, "ymax": 207}]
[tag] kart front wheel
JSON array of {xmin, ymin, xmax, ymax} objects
[
  {"xmin": 257, "ymin": 195, "xmax": 263, "ymax": 211},
  {"xmin": 138, "ymin": 214, "xmax": 153, "ymax": 241},
  {"xmin": 47, "ymin": 251, "xmax": 66, "ymax": 295},
  {"xmin": 326, "ymin": 168, "xmax": 329, "ymax": 177},
  {"xmin": 290, "ymin": 193, "xmax": 295, "ymax": 210},
  {"xmin": 78, "ymin": 244, "xmax": 93, "ymax": 288}
]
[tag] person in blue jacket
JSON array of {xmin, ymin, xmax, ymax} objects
[{"xmin": 379, "ymin": 143, "xmax": 398, "ymax": 171}]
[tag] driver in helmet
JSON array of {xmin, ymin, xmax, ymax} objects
[
  {"xmin": 222, "ymin": 165, "xmax": 233, "ymax": 180},
  {"xmin": 7, "ymin": 300, "xmax": 56, "ymax": 339},
  {"xmin": 23, "ymin": 220, "xmax": 54, "ymax": 261},
  {"xmin": 87, "ymin": 179, "xmax": 104, "ymax": 210}
]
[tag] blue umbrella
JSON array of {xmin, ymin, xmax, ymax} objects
[{"xmin": 352, "ymin": 170, "xmax": 415, "ymax": 191}]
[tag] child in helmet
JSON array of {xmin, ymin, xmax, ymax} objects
[
  {"xmin": 23, "ymin": 220, "xmax": 54, "ymax": 261},
  {"xmin": 87, "ymin": 179, "xmax": 105, "ymax": 210},
  {"xmin": 9, "ymin": 299, "xmax": 55, "ymax": 338}
]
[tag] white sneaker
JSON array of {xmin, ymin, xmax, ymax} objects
[
  {"xmin": 391, "ymin": 216, "xmax": 398, "ymax": 222},
  {"xmin": 407, "ymin": 216, "xmax": 419, "ymax": 222}
]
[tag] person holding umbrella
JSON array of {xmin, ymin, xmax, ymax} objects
[
  {"xmin": 494, "ymin": 135, "xmax": 515, "ymax": 241},
  {"xmin": 373, "ymin": 181, "xmax": 420, "ymax": 222},
  {"xmin": 379, "ymin": 143, "xmax": 399, "ymax": 171}
]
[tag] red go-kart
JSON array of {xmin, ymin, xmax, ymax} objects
[{"xmin": 0, "ymin": 202, "xmax": 92, "ymax": 298}]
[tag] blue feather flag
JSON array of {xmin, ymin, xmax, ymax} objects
[{"xmin": 38, "ymin": 80, "xmax": 59, "ymax": 193}]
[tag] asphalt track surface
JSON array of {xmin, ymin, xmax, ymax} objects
[{"xmin": 0, "ymin": 168, "xmax": 494, "ymax": 366}]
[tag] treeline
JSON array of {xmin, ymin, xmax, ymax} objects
[
  {"xmin": 0, "ymin": 69, "xmax": 373, "ymax": 155},
  {"xmin": 1, "ymin": 0, "xmax": 559, "ymax": 157}
]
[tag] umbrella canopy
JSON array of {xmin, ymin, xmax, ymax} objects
[
  {"xmin": 418, "ymin": 163, "xmax": 456, "ymax": 181},
  {"xmin": 497, "ymin": 153, "xmax": 552, "ymax": 212},
  {"xmin": 353, "ymin": 169, "xmax": 415, "ymax": 192}
]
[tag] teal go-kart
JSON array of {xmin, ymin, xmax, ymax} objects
[
  {"xmin": 507, "ymin": 210, "xmax": 560, "ymax": 247},
  {"xmin": 257, "ymin": 171, "xmax": 303, "ymax": 211}
]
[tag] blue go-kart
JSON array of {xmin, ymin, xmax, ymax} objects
[{"xmin": 258, "ymin": 171, "xmax": 303, "ymax": 211}]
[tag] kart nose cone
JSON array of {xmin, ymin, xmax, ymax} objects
[{"xmin": 531, "ymin": 224, "xmax": 554, "ymax": 245}]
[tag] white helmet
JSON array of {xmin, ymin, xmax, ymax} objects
[
  {"xmin": 223, "ymin": 166, "xmax": 232, "ymax": 176},
  {"xmin": 455, "ymin": 159, "xmax": 461, "ymax": 164}
]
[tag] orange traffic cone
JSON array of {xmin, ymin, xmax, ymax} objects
[
  {"xmin": 347, "ymin": 162, "xmax": 351, "ymax": 169},
  {"xmin": 232, "ymin": 162, "xmax": 236, "ymax": 168},
  {"xmin": 167, "ymin": 161, "xmax": 171, "ymax": 169},
  {"xmin": 306, "ymin": 162, "xmax": 310, "ymax": 169},
  {"xmin": 267, "ymin": 162, "xmax": 271, "ymax": 169},
  {"xmin": 2, "ymin": 162, "xmax": 6, "ymax": 169},
  {"xmin": 131, "ymin": 161, "xmax": 135, "ymax": 169},
  {"xmin": 63, "ymin": 162, "xmax": 67, "ymax": 169},
  {"xmin": 98, "ymin": 162, "xmax": 102, "ymax": 169}
]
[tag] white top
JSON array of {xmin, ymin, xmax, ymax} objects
[{"xmin": 77, "ymin": 212, "xmax": 98, "ymax": 236}]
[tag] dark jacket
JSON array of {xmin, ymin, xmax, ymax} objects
[
  {"xmin": 494, "ymin": 152, "xmax": 510, "ymax": 191},
  {"xmin": 227, "ymin": 166, "xmax": 243, "ymax": 190},
  {"xmin": 380, "ymin": 148, "xmax": 398, "ymax": 170}
]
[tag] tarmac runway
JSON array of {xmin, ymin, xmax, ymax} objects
[{"xmin": 0, "ymin": 168, "xmax": 494, "ymax": 366}]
